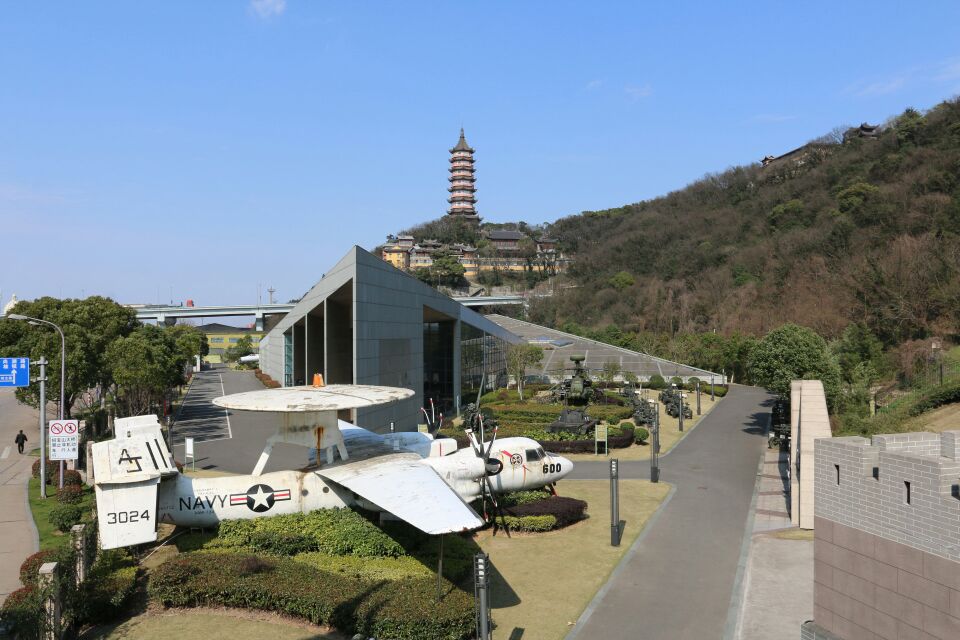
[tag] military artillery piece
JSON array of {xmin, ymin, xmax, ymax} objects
[
  {"xmin": 544, "ymin": 355, "xmax": 606, "ymax": 405},
  {"xmin": 768, "ymin": 396, "xmax": 791, "ymax": 449},
  {"xmin": 659, "ymin": 386, "xmax": 692, "ymax": 420}
]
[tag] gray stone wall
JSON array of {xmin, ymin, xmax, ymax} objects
[
  {"xmin": 811, "ymin": 431, "xmax": 960, "ymax": 639},
  {"xmin": 814, "ymin": 433, "xmax": 960, "ymax": 562},
  {"xmin": 801, "ymin": 620, "xmax": 841, "ymax": 639}
]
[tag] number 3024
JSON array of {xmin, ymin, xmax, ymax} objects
[{"xmin": 106, "ymin": 510, "xmax": 150, "ymax": 524}]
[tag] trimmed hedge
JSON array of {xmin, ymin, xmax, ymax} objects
[
  {"xmin": 61, "ymin": 470, "xmax": 82, "ymax": 486},
  {"xmin": 215, "ymin": 508, "xmax": 404, "ymax": 558},
  {"xmin": 0, "ymin": 585, "xmax": 44, "ymax": 639},
  {"xmin": 634, "ymin": 427, "xmax": 650, "ymax": 444},
  {"xmin": 19, "ymin": 551, "xmax": 56, "ymax": 587},
  {"xmin": 504, "ymin": 496, "xmax": 588, "ymax": 528},
  {"xmin": 541, "ymin": 426, "xmax": 635, "ymax": 453},
  {"xmin": 500, "ymin": 514, "xmax": 556, "ymax": 532},
  {"xmin": 57, "ymin": 484, "xmax": 84, "ymax": 504},
  {"xmin": 74, "ymin": 549, "xmax": 138, "ymax": 624},
  {"xmin": 149, "ymin": 552, "xmax": 473, "ymax": 640}
]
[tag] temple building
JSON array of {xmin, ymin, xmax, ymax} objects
[{"xmin": 448, "ymin": 128, "xmax": 480, "ymax": 223}]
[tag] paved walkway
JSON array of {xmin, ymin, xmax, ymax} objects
[
  {"xmin": 566, "ymin": 385, "xmax": 772, "ymax": 640},
  {"xmin": 0, "ymin": 389, "xmax": 41, "ymax": 606},
  {"xmin": 735, "ymin": 445, "xmax": 814, "ymax": 640}
]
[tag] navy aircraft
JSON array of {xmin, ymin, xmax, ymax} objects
[{"xmin": 91, "ymin": 384, "xmax": 572, "ymax": 549}]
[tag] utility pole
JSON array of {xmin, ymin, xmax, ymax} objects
[
  {"xmin": 36, "ymin": 357, "xmax": 48, "ymax": 499},
  {"xmin": 651, "ymin": 402, "xmax": 660, "ymax": 483}
]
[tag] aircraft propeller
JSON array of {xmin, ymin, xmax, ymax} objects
[{"xmin": 465, "ymin": 414, "xmax": 509, "ymax": 535}]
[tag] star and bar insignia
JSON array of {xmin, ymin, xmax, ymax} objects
[{"xmin": 229, "ymin": 484, "xmax": 292, "ymax": 513}]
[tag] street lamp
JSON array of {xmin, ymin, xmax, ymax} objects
[{"xmin": 8, "ymin": 314, "xmax": 67, "ymax": 490}]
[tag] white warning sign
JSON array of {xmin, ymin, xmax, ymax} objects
[{"xmin": 49, "ymin": 420, "xmax": 79, "ymax": 460}]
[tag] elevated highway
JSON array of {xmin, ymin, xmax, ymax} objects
[{"xmin": 129, "ymin": 295, "xmax": 523, "ymax": 329}]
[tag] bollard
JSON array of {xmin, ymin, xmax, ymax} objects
[
  {"xmin": 610, "ymin": 459, "xmax": 621, "ymax": 546},
  {"xmin": 650, "ymin": 408, "xmax": 660, "ymax": 483},
  {"xmin": 39, "ymin": 562, "xmax": 60, "ymax": 640},
  {"xmin": 696, "ymin": 382, "xmax": 701, "ymax": 415},
  {"xmin": 474, "ymin": 553, "xmax": 491, "ymax": 640}
]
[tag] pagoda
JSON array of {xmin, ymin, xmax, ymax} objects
[{"xmin": 447, "ymin": 128, "xmax": 480, "ymax": 223}]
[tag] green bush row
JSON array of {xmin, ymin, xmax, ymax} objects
[
  {"xmin": 501, "ymin": 515, "xmax": 557, "ymax": 532},
  {"xmin": 149, "ymin": 552, "xmax": 474, "ymax": 640},
  {"xmin": 215, "ymin": 508, "xmax": 405, "ymax": 558},
  {"xmin": 908, "ymin": 381, "xmax": 960, "ymax": 416}
]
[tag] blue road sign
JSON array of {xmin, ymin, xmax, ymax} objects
[{"xmin": 0, "ymin": 358, "xmax": 30, "ymax": 387}]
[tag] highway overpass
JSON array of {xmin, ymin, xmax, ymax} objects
[{"xmin": 130, "ymin": 295, "xmax": 524, "ymax": 329}]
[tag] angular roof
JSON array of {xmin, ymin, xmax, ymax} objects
[
  {"xmin": 196, "ymin": 322, "xmax": 258, "ymax": 334},
  {"xmin": 486, "ymin": 229, "xmax": 525, "ymax": 241},
  {"xmin": 450, "ymin": 128, "xmax": 474, "ymax": 153},
  {"xmin": 485, "ymin": 314, "xmax": 724, "ymax": 381}
]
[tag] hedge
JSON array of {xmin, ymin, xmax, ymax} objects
[
  {"xmin": 500, "ymin": 515, "xmax": 556, "ymax": 532},
  {"xmin": 149, "ymin": 553, "xmax": 473, "ymax": 640},
  {"xmin": 541, "ymin": 426, "xmax": 635, "ymax": 453},
  {"xmin": 215, "ymin": 508, "xmax": 405, "ymax": 558},
  {"xmin": 908, "ymin": 382, "xmax": 960, "ymax": 416},
  {"xmin": 634, "ymin": 427, "xmax": 650, "ymax": 444},
  {"xmin": 0, "ymin": 586, "xmax": 44, "ymax": 639},
  {"xmin": 73, "ymin": 549, "xmax": 138, "ymax": 624},
  {"xmin": 57, "ymin": 485, "xmax": 84, "ymax": 504},
  {"xmin": 19, "ymin": 551, "xmax": 56, "ymax": 588},
  {"xmin": 504, "ymin": 496, "xmax": 588, "ymax": 528}
]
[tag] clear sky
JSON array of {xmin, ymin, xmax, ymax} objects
[{"xmin": 3, "ymin": 1, "xmax": 959, "ymax": 307}]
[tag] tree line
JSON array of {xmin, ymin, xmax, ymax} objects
[{"xmin": 0, "ymin": 297, "xmax": 209, "ymax": 419}]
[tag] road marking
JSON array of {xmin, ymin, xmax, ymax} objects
[
  {"xmin": 1, "ymin": 446, "xmax": 9, "ymax": 459},
  {"xmin": 219, "ymin": 373, "xmax": 233, "ymax": 439}
]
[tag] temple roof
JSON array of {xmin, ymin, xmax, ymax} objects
[{"xmin": 450, "ymin": 128, "xmax": 474, "ymax": 153}]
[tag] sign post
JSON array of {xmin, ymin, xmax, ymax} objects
[
  {"xmin": 48, "ymin": 420, "xmax": 79, "ymax": 462},
  {"xmin": 0, "ymin": 358, "xmax": 30, "ymax": 388},
  {"xmin": 595, "ymin": 423, "xmax": 608, "ymax": 456},
  {"xmin": 185, "ymin": 437, "xmax": 195, "ymax": 471}
]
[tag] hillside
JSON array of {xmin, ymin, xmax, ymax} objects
[{"xmin": 531, "ymin": 98, "xmax": 960, "ymax": 346}]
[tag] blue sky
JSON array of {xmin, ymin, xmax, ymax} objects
[{"xmin": 2, "ymin": 1, "xmax": 959, "ymax": 307}]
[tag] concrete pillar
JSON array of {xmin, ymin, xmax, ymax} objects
[
  {"xmin": 85, "ymin": 441, "xmax": 95, "ymax": 486},
  {"xmin": 71, "ymin": 524, "xmax": 88, "ymax": 585},
  {"xmin": 38, "ymin": 562, "xmax": 61, "ymax": 640},
  {"xmin": 255, "ymin": 311, "xmax": 264, "ymax": 331}
]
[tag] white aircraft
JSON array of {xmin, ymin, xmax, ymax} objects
[{"xmin": 91, "ymin": 384, "xmax": 572, "ymax": 550}]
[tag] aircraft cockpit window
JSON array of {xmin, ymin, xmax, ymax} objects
[
  {"xmin": 536, "ymin": 447, "xmax": 546, "ymax": 459},
  {"xmin": 526, "ymin": 448, "xmax": 543, "ymax": 462}
]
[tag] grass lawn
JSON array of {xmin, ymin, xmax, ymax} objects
[
  {"xmin": 477, "ymin": 478, "xmax": 671, "ymax": 640},
  {"xmin": 565, "ymin": 393, "xmax": 722, "ymax": 462},
  {"xmin": 28, "ymin": 476, "xmax": 95, "ymax": 552},
  {"xmin": 80, "ymin": 608, "xmax": 348, "ymax": 640}
]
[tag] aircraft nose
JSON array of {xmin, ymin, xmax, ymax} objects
[{"xmin": 554, "ymin": 454, "xmax": 573, "ymax": 480}]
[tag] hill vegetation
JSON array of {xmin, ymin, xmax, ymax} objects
[{"xmin": 530, "ymin": 98, "xmax": 960, "ymax": 347}]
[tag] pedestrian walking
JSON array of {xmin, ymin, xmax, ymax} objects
[{"xmin": 15, "ymin": 429, "xmax": 28, "ymax": 454}]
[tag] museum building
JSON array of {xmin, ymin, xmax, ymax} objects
[{"xmin": 258, "ymin": 246, "xmax": 518, "ymax": 431}]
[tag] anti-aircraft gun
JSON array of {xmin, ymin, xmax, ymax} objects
[{"xmin": 660, "ymin": 386, "xmax": 692, "ymax": 420}]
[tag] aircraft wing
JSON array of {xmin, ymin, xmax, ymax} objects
[{"xmin": 315, "ymin": 454, "xmax": 484, "ymax": 534}]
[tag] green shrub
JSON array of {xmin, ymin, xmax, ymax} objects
[
  {"xmin": 648, "ymin": 374, "xmax": 666, "ymax": 389},
  {"xmin": 48, "ymin": 504, "xmax": 84, "ymax": 532},
  {"xmin": 908, "ymin": 382, "xmax": 960, "ymax": 416},
  {"xmin": 670, "ymin": 376, "xmax": 684, "ymax": 386},
  {"xmin": 687, "ymin": 376, "xmax": 701, "ymax": 388},
  {"xmin": 700, "ymin": 385, "xmax": 728, "ymax": 397},
  {"xmin": 75, "ymin": 550, "xmax": 138, "ymax": 624},
  {"xmin": 0, "ymin": 586, "xmax": 44, "ymax": 639},
  {"xmin": 634, "ymin": 427, "xmax": 650, "ymax": 444},
  {"xmin": 500, "ymin": 514, "xmax": 557, "ymax": 532},
  {"xmin": 19, "ymin": 551, "xmax": 56, "ymax": 587},
  {"xmin": 352, "ymin": 578, "xmax": 474, "ymax": 640},
  {"xmin": 216, "ymin": 508, "xmax": 404, "ymax": 557},
  {"xmin": 61, "ymin": 470, "xmax": 83, "ymax": 486},
  {"xmin": 148, "ymin": 552, "xmax": 474, "ymax": 639},
  {"xmin": 294, "ymin": 552, "xmax": 433, "ymax": 582},
  {"xmin": 504, "ymin": 496, "xmax": 588, "ymax": 528},
  {"xmin": 498, "ymin": 490, "xmax": 552, "ymax": 508},
  {"xmin": 57, "ymin": 485, "xmax": 84, "ymax": 504}
]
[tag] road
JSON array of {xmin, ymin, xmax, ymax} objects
[
  {"xmin": 567, "ymin": 384, "xmax": 772, "ymax": 640},
  {"xmin": 0, "ymin": 388, "xmax": 42, "ymax": 605}
]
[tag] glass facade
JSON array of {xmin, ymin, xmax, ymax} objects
[
  {"xmin": 460, "ymin": 321, "xmax": 509, "ymax": 406},
  {"xmin": 423, "ymin": 321, "xmax": 456, "ymax": 414}
]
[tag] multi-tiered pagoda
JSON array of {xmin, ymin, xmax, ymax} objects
[{"xmin": 447, "ymin": 129, "xmax": 480, "ymax": 223}]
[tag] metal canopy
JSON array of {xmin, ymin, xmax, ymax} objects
[{"xmin": 212, "ymin": 385, "xmax": 415, "ymax": 413}]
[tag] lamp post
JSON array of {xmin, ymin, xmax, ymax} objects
[{"xmin": 8, "ymin": 314, "xmax": 67, "ymax": 489}]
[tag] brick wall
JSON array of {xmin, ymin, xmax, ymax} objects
[{"xmin": 811, "ymin": 431, "xmax": 960, "ymax": 639}]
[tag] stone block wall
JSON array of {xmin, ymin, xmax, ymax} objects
[{"xmin": 810, "ymin": 431, "xmax": 960, "ymax": 639}]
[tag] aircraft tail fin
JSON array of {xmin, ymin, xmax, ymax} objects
[{"xmin": 91, "ymin": 415, "xmax": 177, "ymax": 549}]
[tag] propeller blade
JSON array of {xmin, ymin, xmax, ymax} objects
[{"xmin": 464, "ymin": 428, "xmax": 482, "ymax": 457}]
